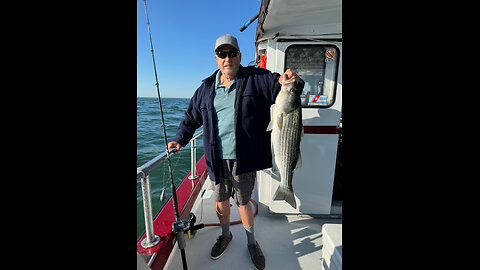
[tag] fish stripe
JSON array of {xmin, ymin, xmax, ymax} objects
[
  {"xmin": 277, "ymin": 109, "xmax": 301, "ymax": 190},
  {"xmin": 270, "ymin": 80, "xmax": 303, "ymax": 207}
]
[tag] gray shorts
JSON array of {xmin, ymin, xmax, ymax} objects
[{"xmin": 212, "ymin": 159, "xmax": 256, "ymax": 206}]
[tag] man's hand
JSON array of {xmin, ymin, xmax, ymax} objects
[
  {"xmin": 168, "ymin": 141, "xmax": 182, "ymax": 152},
  {"xmin": 279, "ymin": 69, "xmax": 299, "ymax": 84}
]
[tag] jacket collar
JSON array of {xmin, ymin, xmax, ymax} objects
[{"xmin": 203, "ymin": 69, "xmax": 219, "ymax": 85}]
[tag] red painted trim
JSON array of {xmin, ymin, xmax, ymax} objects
[
  {"xmin": 303, "ymin": 125, "xmax": 339, "ymax": 134},
  {"xmin": 137, "ymin": 155, "xmax": 208, "ymax": 270}
]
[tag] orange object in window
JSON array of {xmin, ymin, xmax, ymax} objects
[{"xmin": 258, "ymin": 55, "xmax": 266, "ymax": 69}]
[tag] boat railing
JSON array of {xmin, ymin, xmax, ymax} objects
[{"xmin": 136, "ymin": 130, "xmax": 203, "ymax": 248}]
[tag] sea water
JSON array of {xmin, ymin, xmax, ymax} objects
[{"xmin": 137, "ymin": 97, "xmax": 204, "ymax": 239}]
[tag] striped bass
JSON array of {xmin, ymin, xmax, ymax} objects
[{"xmin": 266, "ymin": 75, "xmax": 303, "ymax": 208}]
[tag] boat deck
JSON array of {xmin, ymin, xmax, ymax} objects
[{"xmin": 163, "ymin": 178, "xmax": 342, "ymax": 270}]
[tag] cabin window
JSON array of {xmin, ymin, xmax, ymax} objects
[{"xmin": 285, "ymin": 45, "xmax": 339, "ymax": 107}]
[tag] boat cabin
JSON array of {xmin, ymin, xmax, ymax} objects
[{"xmin": 254, "ymin": 0, "xmax": 342, "ymax": 215}]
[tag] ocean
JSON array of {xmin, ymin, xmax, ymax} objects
[{"xmin": 137, "ymin": 97, "xmax": 204, "ymax": 239}]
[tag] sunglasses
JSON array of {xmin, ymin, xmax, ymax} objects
[{"xmin": 215, "ymin": 50, "xmax": 239, "ymax": 59}]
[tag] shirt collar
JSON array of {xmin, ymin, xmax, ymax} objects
[{"xmin": 215, "ymin": 70, "xmax": 237, "ymax": 89}]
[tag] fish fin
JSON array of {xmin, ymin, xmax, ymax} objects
[
  {"xmin": 270, "ymin": 144, "xmax": 277, "ymax": 172},
  {"xmin": 266, "ymin": 120, "xmax": 273, "ymax": 132},
  {"xmin": 277, "ymin": 113, "xmax": 283, "ymax": 130},
  {"xmin": 295, "ymin": 151, "xmax": 302, "ymax": 169},
  {"xmin": 266, "ymin": 104, "xmax": 276, "ymax": 132},
  {"xmin": 273, "ymin": 186, "xmax": 297, "ymax": 208}
]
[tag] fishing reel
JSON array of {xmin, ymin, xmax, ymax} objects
[{"xmin": 172, "ymin": 213, "xmax": 204, "ymax": 249}]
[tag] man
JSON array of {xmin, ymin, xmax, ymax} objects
[{"xmin": 168, "ymin": 34, "xmax": 304, "ymax": 270}]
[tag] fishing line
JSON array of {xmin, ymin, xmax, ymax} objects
[
  {"xmin": 160, "ymin": 151, "xmax": 182, "ymax": 202},
  {"xmin": 160, "ymin": 156, "xmax": 167, "ymax": 201},
  {"xmin": 142, "ymin": 1, "xmax": 173, "ymax": 204},
  {"xmin": 143, "ymin": 1, "xmax": 188, "ymax": 269}
]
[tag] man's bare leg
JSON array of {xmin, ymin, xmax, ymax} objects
[
  {"xmin": 237, "ymin": 202, "xmax": 254, "ymax": 227},
  {"xmin": 211, "ymin": 199, "xmax": 233, "ymax": 260},
  {"xmin": 216, "ymin": 199, "xmax": 231, "ymax": 236},
  {"xmin": 238, "ymin": 202, "xmax": 256, "ymax": 245}
]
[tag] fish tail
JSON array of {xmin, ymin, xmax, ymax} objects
[{"xmin": 273, "ymin": 186, "xmax": 297, "ymax": 208}]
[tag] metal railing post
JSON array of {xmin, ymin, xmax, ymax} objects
[
  {"xmin": 188, "ymin": 139, "xmax": 199, "ymax": 180},
  {"xmin": 137, "ymin": 130, "xmax": 203, "ymax": 249},
  {"xmin": 140, "ymin": 173, "xmax": 161, "ymax": 248}
]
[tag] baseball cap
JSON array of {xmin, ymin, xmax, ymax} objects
[{"xmin": 214, "ymin": 34, "xmax": 240, "ymax": 52}]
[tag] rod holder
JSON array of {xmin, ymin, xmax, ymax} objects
[
  {"xmin": 188, "ymin": 139, "xmax": 199, "ymax": 180},
  {"xmin": 140, "ymin": 174, "xmax": 161, "ymax": 248}
]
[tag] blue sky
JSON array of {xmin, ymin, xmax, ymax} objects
[{"xmin": 137, "ymin": 0, "xmax": 262, "ymax": 98}]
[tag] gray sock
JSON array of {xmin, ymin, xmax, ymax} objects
[
  {"xmin": 221, "ymin": 222, "xmax": 230, "ymax": 237},
  {"xmin": 244, "ymin": 225, "xmax": 255, "ymax": 246}
]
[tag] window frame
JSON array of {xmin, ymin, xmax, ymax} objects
[{"xmin": 284, "ymin": 44, "xmax": 340, "ymax": 108}]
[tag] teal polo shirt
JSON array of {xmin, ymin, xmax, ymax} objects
[{"xmin": 213, "ymin": 70, "xmax": 237, "ymax": 159}]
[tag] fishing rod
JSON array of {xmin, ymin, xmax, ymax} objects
[{"xmin": 142, "ymin": 1, "xmax": 189, "ymax": 269}]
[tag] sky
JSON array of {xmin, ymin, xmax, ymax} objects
[{"xmin": 137, "ymin": 0, "xmax": 262, "ymax": 98}]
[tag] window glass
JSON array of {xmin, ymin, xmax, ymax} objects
[{"xmin": 285, "ymin": 45, "xmax": 339, "ymax": 107}]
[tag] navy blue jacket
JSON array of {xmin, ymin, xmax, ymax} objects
[{"xmin": 173, "ymin": 66, "xmax": 304, "ymax": 183}]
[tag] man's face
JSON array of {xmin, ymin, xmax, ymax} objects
[{"xmin": 215, "ymin": 45, "xmax": 241, "ymax": 77}]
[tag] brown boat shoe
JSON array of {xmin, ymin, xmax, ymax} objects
[{"xmin": 248, "ymin": 241, "xmax": 265, "ymax": 270}]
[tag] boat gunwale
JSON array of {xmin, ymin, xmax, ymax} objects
[{"xmin": 137, "ymin": 156, "xmax": 209, "ymax": 269}]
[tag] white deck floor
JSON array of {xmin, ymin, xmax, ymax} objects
[{"xmin": 163, "ymin": 178, "xmax": 342, "ymax": 270}]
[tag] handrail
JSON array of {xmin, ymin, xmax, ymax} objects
[
  {"xmin": 137, "ymin": 130, "xmax": 203, "ymax": 248},
  {"xmin": 136, "ymin": 130, "xmax": 203, "ymax": 179},
  {"xmin": 137, "ymin": 148, "xmax": 177, "ymax": 180}
]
